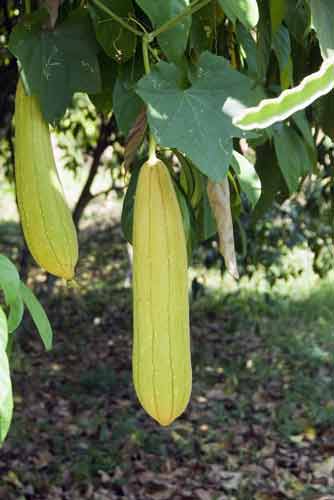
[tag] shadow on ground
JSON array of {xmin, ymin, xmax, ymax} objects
[{"xmin": 0, "ymin": 220, "xmax": 333, "ymax": 500}]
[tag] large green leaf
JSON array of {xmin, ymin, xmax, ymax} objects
[
  {"xmin": 252, "ymin": 141, "xmax": 289, "ymax": 221},
  {"xmin": 89, "ymin": 0, "xmax": 137, "ymax": 63},
  {"xmin": 284, "ymin": 0, "xmax": 311, "ymax": 43},
  {"xmin": 136, "ymin": 52, "xmax": 263, "ymax": 182},
  {"xmin": 236, "ymin": 23, "xmax": 258, "ymax": 79},
  {"xmin": 0, "ymin": 255, "xmax": 20, "ymax": 306},
  {"xmin": 89, "ymin": 51, "xmax": 117, "ymax": 114},
  {"xmin": 272, "ymin": 24, "xmax": 293, "ymax": 88},
  {"xmin": 0, "ymin": 308, "xmax": 13, "ymax": 444},
  {"xmin": 189, "ymin": 1, "xmax": 219, "ymax": 54},
  {"xmin": 269, "ymin": 0, "xmax": 285, "ymax": 33},
  {"xmin": 7, "ymin": 296, "xmax": 24, "ymax": 334},
  {"xmin": 9, "ymin": 8, "xmax": 101, "ymax": 122},
  {"xmin": 113, "ymin": 57, "xmax": 145, "ymax": 135},
  {"xmin": 218, "ymin": 0, "xmax": 259, "ymax": 28},
  {"xmin": 135, "ymin": 0, "xmax": 191, "ymax": 64},
  {"xmin": 231, "ymin": 151, "xmax": 261, "ymax": 208},
  {"xmin": 310, "ymin": 0, "xmax": 334, "ymax": 59},
  {"xmin": 234, "ymin": 57, "xmax": 334, "ymax": 130},
  {"xmin": 20, "ymin": 283, "xmax": 53, "ymax": 351},
  {"xmin": 273, "ymin": 125, "xmax": 312, "ymax": 193},
  {"xmin": 256, "ymin": 0, "xmax": 272, "ymax": 82}
]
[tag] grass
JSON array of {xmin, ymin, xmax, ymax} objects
[{"xmin": 191, "ymin": 264, "xmax": 334, "ymax": 436}]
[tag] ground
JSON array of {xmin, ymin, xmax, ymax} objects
[{"xmin": 0, "ymin": 174, "xmax": 334, "ymax": 499}]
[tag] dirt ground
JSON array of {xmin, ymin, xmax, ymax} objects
[{"xmin": 0, "ymin": 211, "xmax": 333, "ymax": 500}]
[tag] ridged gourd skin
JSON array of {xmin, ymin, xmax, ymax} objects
[
  {"xmin": 132, "ymin": 158, "xmax": 192, "ymax": 426},
  {"xmin": 14, "ymin": 79, "xmax": 78, "ymax": 280}
]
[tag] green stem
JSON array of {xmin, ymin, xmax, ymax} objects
[
  {"xmin": 148, "ymin": 134, "xmax": 157, "ymax": 162},
  {"xmin": 25, "ymin": 0, "xmax": 31, "ymax": 14},
  {"xmin": 90, "ymin": 0, "xmax": 213, "ymax": 43},
  {"xmin": 149, "ymin": 0, "xmax": 212, "ymax": 41},
  {"xmin": 142, "ymin": 35, "xmax": 151, "ymax": 75},
  {"xmin": 142, "ymin": 36, "xmax": 157, "ymax": 161},
  {"xmin": 90, "ymin": 0, "xmax": 143, "ymax": 37}
]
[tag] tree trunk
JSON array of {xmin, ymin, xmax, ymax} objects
[{"xmin": 72, "ymin": 115, "xmax": 117, "ymax": 229}]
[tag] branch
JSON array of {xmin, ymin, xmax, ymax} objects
[
  {"xmin": 90, "ymin": 0, "xmax": 143, "ymax": 37},
  {"xmin": 91, "ymin": 184, "xmax": 124, "ymax": 200},
  {"xmin": 72, "ymin": 115, "xmax": 117, "ymax": 228},
  {"xmin": 149, "ymin": 0, "xmax": 212, "ymax": 41}
]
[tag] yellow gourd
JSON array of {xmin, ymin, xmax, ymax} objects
[
  {"xmin": 14, "ymin": 79, "xmax": 78, "ymax": 280},
  {"xmin": 132, "ymin": 157, "xmax": 192, "ymax": 426}
]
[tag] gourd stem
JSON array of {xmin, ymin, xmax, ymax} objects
[
  {"xmin": 148, "ymin": 134, "xmax": 157, "ymax": 162},
  {"xmin": 142, "ymin": 36, "xmax": 157, "ymax": 162}
]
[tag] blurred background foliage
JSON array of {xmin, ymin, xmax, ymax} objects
[{"xmin": 1, "ymin": 0, "xmax": 334, "ymax": 287}]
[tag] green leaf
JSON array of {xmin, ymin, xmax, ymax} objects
[
  {"xmin": 233, "ymin": 58, "xmax": 334, "ymax": 130},
  {"xmin": 177, "ymin": 152, "xmax": 204, "ymax": 209},
  {"xmin": 136, "ymin": 52, "xmax": 263, "ymax": 182},
  {"xmin": 121, "ymin": 165, "xmax": 142, "ymax": 244},
  {"xmin": 218, "ymin": 0, "xmax": 259, "ymax": 28},
  {"xmin": 113, "ymin": 57, "xmax": 145, "ymax": 135},
  {"xmin": 252, "ymin": 141, "xmax": 289, "ymax": 221},
  {"xmin": 256, "ymin": 0, "xmax": 272, "ymax": 82},
  {"xmin": 0, "ymin": 307, "xmax": 13, "ymax": 444},
  {"xmin": 20, "ymin": 283, "xmax": 53, "ymax": 351},
  {"xmin": 9, "ymin": 8, "xmax": 101, "ymax": 122},
  {"xmin": 272, "ymin": 24, "xmax": 293, "ymax": 88},
  {"xmin": 174, "ymin": 180, "xmax": 197, "ymax": 261},
  {"xmin": 158, "ymin": 153, "xmax": 198, "ymax": 259},
  {"xmin": 195, "ymin": 178, "xmax": 217, "ymax": 242},
  {"xmin": 284, "ymin": 0, "xmax": 311, "ymax": 43},
  {"xmin": 273, "ymin": 125, "xmax": 312, "ymax": 193},
  {"xmin": 189, "ymin": 1, "xmax": 220, "ymax": 54},
  {"xmin": 231, "ymin": 151, "xmax": 261, "ymax": 208},
  {"xmin": 89, "ymin": 52, "xmax": 117, "ymax": 114},
  {"xmin": 269, "ymin": 0, "xmax": 285, "ymax": 34},
  {"xmin": 236, "ymin": 23, "xmax": 258, "ymax": 79},
  {"xmin": 89, "ymin": 0, "xmax": 137, "ymax": 63},
  {"xmin": 135, "ymin": 0, "xmax": 191, "ymax": 63},
  {"xmin": 7, "ymin": 296, "xmax": 24, "ymax": 334},
  {"xmin": 0, "ymin": 255, "xmax": 20, "ymax": 306},
  {"xmin": 292, "ymin": 111, "xmax": 315, "ymax": 150},
  {"xmin": 310, "ymin": 0, "xmax": 334, "ymax": 59},
  {"xmin": 314, "ymin": 90, "xmax": 334, "ymax": 140}
]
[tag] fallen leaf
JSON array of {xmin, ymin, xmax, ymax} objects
[{"xmin": 312, "ymin": 457, "xmax": 334, "ymax": 478}]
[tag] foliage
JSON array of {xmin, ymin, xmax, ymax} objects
[
  {"xmin": 195, "ymin": 136, "xmax": 334, "ymax": 284},
  {"xmin": 0, "ymin": 254, "xmax": 52, "ymax": 443},
  {"xmin": 1, "ymin": 0, "xmax": 334, "ymax": 256}
]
